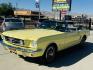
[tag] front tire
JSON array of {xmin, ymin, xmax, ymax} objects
[{"xmin": 42, "ymin": 45, "xmax": 56, "ymax": 64}]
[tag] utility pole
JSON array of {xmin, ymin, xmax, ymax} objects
[{"xmin": 39, "ymin": 0, "xmax": 40, "ymax": 19}]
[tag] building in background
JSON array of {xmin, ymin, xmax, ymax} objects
[{"xmin": 14, "ymin": 10, "xmax": 44, "ymax": 28}]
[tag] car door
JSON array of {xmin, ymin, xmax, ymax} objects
[{"xmin": 63, "ymin": 29, "xmax": 81, "ymax": 49}]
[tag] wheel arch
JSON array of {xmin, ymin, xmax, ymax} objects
[{"xmin": 46, "ymin": 43, "xmax": 58, "ymax": 52}]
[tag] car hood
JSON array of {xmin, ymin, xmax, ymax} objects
[{"xmin": 2, "ymin": 29, "xmax": 64, "ymax": 40}]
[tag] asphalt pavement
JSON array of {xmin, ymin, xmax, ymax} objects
[{"xmin": 0, "ymin": 31, "xmax": 93, "ymax": 70}]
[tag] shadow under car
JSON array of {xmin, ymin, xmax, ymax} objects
[{"xmin": 19, "ymin": 42, "xmax": 93, "ymax": 68}]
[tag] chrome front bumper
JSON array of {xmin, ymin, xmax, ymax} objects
[{"xmin": 1, "ymin": 42, "xmax": 43, "ymax": 57}]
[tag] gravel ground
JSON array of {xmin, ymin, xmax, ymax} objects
[{"xmin": 0, "ymin": 31, "xmax": 93, "ymax": 70}]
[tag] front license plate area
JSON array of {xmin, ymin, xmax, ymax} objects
[{"xmin": 9, "ymin": 47, "xmax": 16, "ymax": 52}]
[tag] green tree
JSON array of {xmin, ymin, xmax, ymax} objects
[{"xmin": 0, "ymin": 3, "xmax": 15, "ymax": 17}]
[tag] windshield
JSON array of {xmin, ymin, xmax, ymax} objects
[
  {"xmin": 38, "ymin": 21, "xmax": 56, "ymax": 29},
  {"xmin": 38, "ymin": 21, "xmax": 78, "ymax": 32},
  {"xmin": 38, "ymin": 21, "xmax": 67, "ymax": 32}
]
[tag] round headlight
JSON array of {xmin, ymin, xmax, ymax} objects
[{"xmin": 31, "ymin": 40, "xmax": 37, "ymax": 47}]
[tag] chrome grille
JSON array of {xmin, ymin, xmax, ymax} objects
[{"xmin": 4, "ymin": 36, "xmax": 24, "ymax": 45}]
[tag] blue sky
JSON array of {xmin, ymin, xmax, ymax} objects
[{"xmin": 0, "ymin": 0, "xmax": 93, "ymax": 14}]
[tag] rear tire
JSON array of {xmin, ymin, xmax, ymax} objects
[{"xmin": 79, "ymin": 35, "xmax": 87, "ymax": 47}]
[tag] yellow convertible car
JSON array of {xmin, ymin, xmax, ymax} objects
[{"xmin": 1, "ymin": 20, "xmax": 90, "ymax": 63}]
